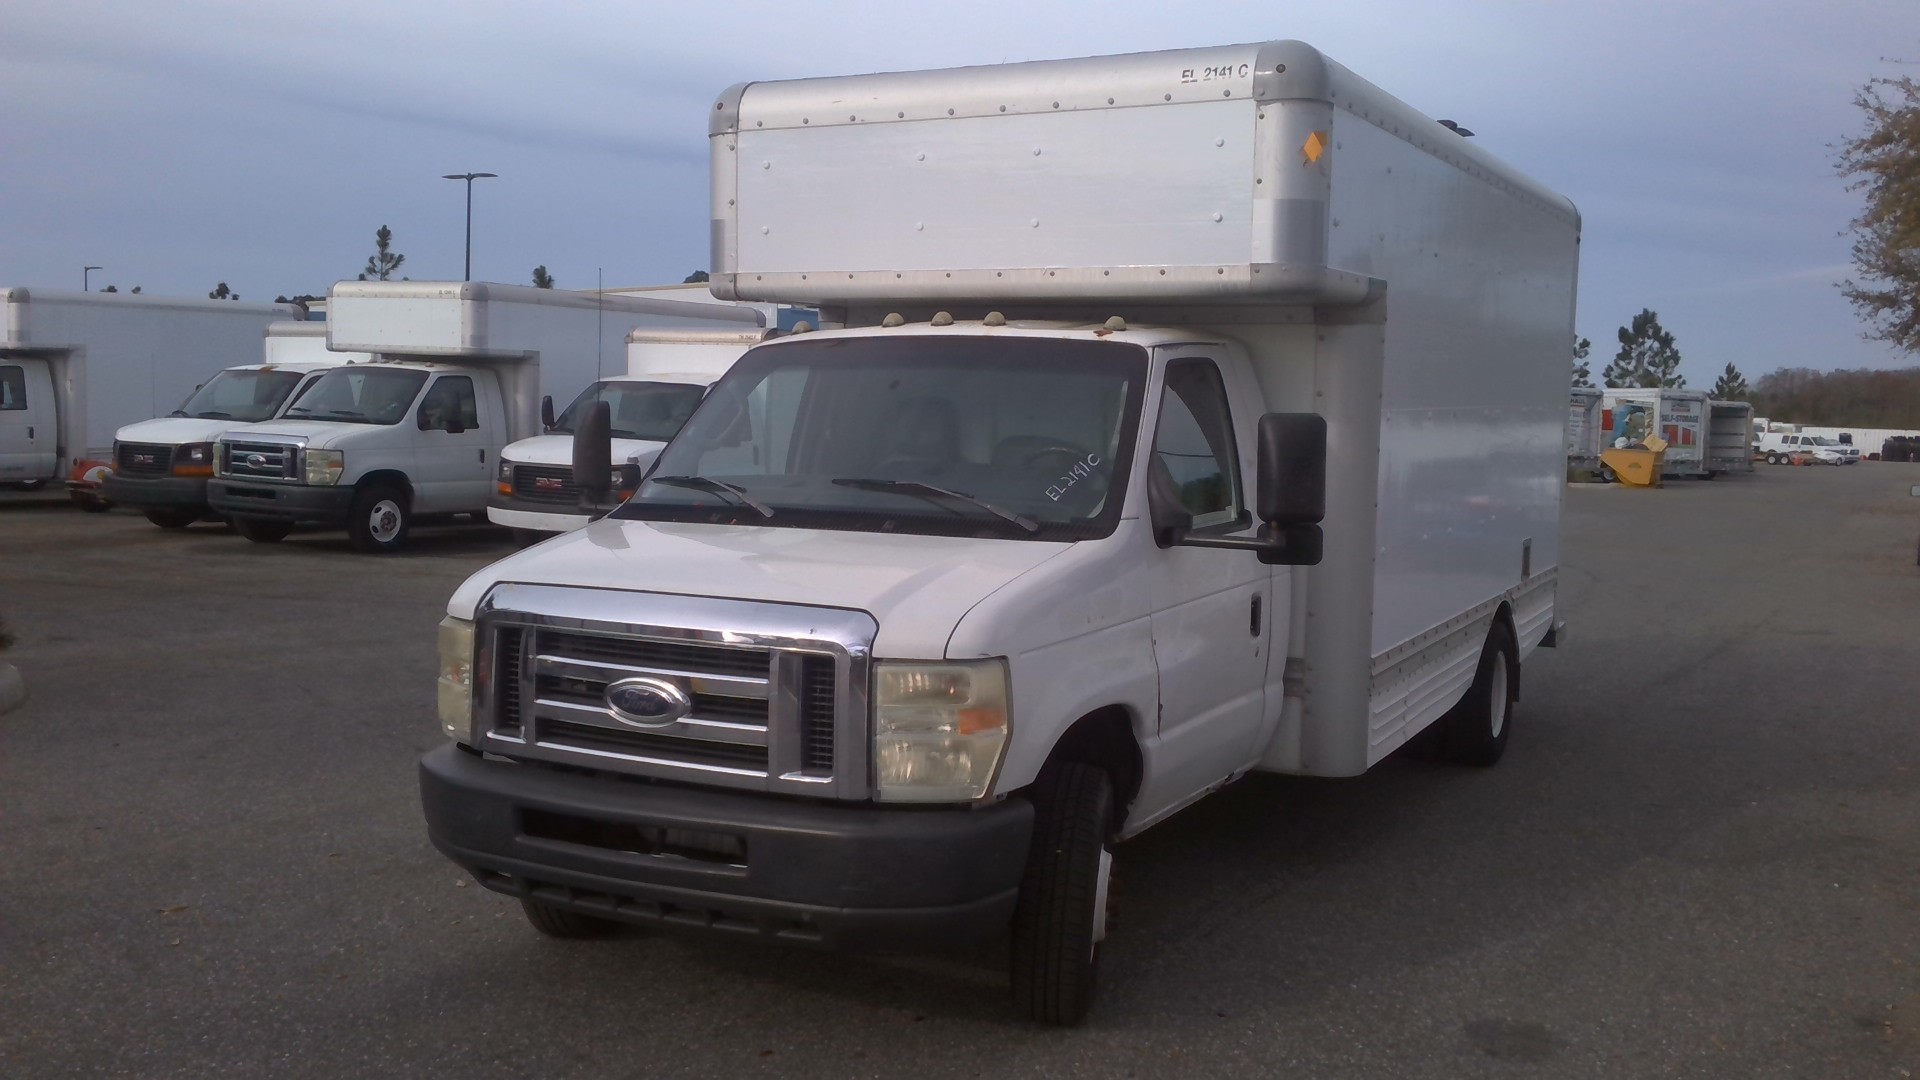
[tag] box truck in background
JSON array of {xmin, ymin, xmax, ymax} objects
[
  {"xmin": 102, "ymin": 321, "xmax": 373, "ymax": 528},
  {"xmin": 419, "ymin": 40, "xmax": 1579, "ymax": 1024},
  {"xmin": 489, "ymin": 326, "xmax": 773, "ymax": 539},
  {"xmin": 0, "ymin": 289, "xmax": 300, "ymax": 508},
  {"xmin": 1705, "ymin": 400, "xmax": 1754, "ymax": 475},
  {"xmin": 1602, "ymin": 387, "xmax": 1710, "ymax": 478},
  {"xmin": 1568, "ymin": 387, "xmax": 1603, "ymax": 472},
  {"xmin": 206, "ymin": 282, "xmax": 762, "ymax": 553}
]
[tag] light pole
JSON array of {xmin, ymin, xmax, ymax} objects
[
  {"xmin": 441, "ymin": 172, "xmax": 497, "ymax": 280},
  {"xmin": 83, "ymin": 266, "xmax": 102, "ymax": 292}
]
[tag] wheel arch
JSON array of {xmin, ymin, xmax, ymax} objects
[
  {"xmin": 354, "ymin": 470, "xmax": 414, "ymax": 501},
  {"xmin": 1022, "ymin": 705, "xmax": 1143, "ymax": 834}
]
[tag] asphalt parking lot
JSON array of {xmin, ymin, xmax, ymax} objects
[{"xmin": 3, "ymin": 464, "xmax": 1919, "ymax": 1078}]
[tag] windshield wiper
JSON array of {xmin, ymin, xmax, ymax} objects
[
  {"xmin": 286, "ymin": 409, "xmax": 368, "ymax": 421},
  {"xmin": 831, "ymin": 478, "xmax": 1039, "ymax": 534},
  {"xmin": 648, "ymin": 475, "xmax": 774, "ymax": 519},
  {"xmin": 193, "ymin": 410, "xmax": 235, "ymax": 420}
]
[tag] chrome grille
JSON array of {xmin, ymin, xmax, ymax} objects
[
  {"xmin": 116, "ymin": 443, "xmax": 173, "ymax": 476},
  {"xmin": 220, "ymin": 440, "xmax": 298, "ymax": 481},
  {"xmin": 475, "ymin": 584, "xmax": 874, "ymax": 799},
  {"xmin": 512, "ymin": 464, "xmax": 579, "ymax": 505}
]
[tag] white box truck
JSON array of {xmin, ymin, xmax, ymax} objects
[
  {"xmin": 489, "ymin": 326, "xmax": 773, "ymax": 539},
  {"xmin": 101, "ymin": 321, "xmax": 371, "ymax": 528},
  {"xmin": 206, "ymin": 282, "xmax": 762, "ymax": 553},
  {"xmin": 1568, "ymin": 386, "xmax": 1603, "ymax": 472},
  {"xmin": 0, "ymin": 289, "xmax": 301, "ymax": 507},
  {"xmin": 1602, "ymin": 387, "xmax": 1710, "ymax": 478},
  {"xmin": 419, "ymin": 41, "xmax": 1578, "ymax": 1024},
  {"xmin": 1705, "ymin": 399, "xmax": 1754, "ymax": 475}
]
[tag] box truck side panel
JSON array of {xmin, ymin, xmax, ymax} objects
[{"xmin": 1327, "ymin": 109, "xmax": 1576, "ymax": 666}]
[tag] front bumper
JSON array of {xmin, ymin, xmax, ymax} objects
[
  {"xmin": 486, "ymin": 494, "xmax": 592, "ymax": 534},
  {"xmin": 101, "ymin": 473, "xmax": 209, "ymax": 510},
  {"xmin": 207, "ymin": 479, "xmax": 354, "ymax": 524},
  {"xmin": 420, "ymin": 744, "xmax": 1032, "ymax": 948}
]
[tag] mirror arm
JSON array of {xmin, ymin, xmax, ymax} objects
[{"xmin": 1175, "ymin": 524, "xmax": 1321, "ymax": 566}]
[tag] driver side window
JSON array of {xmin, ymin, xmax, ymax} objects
[
  {"xmin": 1153, "ymin": 359, "xmax": 1242, "ymax": 530},
  {"xmin": 417, "ymin": 376, "xmax": 477, "ymax": 432}
]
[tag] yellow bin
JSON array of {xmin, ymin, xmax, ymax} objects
[{"xmin": 1601, "ymin": 435, "xmax": 1667, "ymax": 487}]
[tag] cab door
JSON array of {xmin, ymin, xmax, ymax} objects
[
  {"xmin": 410, "ymin": 374, "xmax": 490, "ymax": 512},
  {"xmin": 1140, "ymin": 349, "xmax": 1273, "ymax": 805},
  {"xmin": 0, "ymin": 358, "xmax": 57, "ymax": 482}
]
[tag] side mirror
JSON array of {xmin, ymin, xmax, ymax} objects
[
  {"xmin": 573, "ymin": 400, "xmax": 613, "ymax": 510},
  {"xmin": 540, "ymin": 395, "xmax": 555, "ymax": 432},
  {"xmin": 1257, "ymin": 413, "xmax": 1327, "ymax": 528},
  {"xmin": 1147, "ymin": 456, "xmax": 1193, "ymax": 548}
]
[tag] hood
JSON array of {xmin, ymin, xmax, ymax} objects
[
  {"xmin": 448, "ymin": 518, "xmax": 1070, "ymax": 659},
  {"xmin": 220, "ymin": 419, "xmax": 408, "ymax": 450},
  {"xmin": 501, "ymin": 433, "xmax": 668, "ymax": 468},
  {"xmin": 115, "ymin": 416, "xmax": 243, "ymax": 446}
]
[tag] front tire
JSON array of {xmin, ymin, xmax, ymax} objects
[
  {"xmin": 233, "ymin": 518, "xmax": 292, "ymax": 543},
  {"xmin": 1009, "ymin": 762, "xmax": 1115, "ymax": 1027},
  {"xmin": 519, "ymin": 898, "xmax": 620, "ymax": 939},
  {"xmin": 143, "ymin": 508, "xmax": 201, "ymax": 530},
  {"xmin": 72, "ymin": 493, "xmax": 110, "ymax": 513},
  {"xmin": 1443, "ymin": 621, "xmax": 1518, "ymax": 767},
  {"xmin": 348, "ymin": 484, "xmax": 410, "ymax": 554}
]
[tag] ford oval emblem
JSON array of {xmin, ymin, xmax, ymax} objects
[
  {"xmin": 246, "ymin": 453, "xmax": 266, "ymax": 468},
  {"xmin": 605, "ymin": 676, "xmax": 692, "ymax": 727}
]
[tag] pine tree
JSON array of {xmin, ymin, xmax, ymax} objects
[
  {"xmin": 358, "ymin": 225, "xmax": 406, "ymax": 281},
  {"xmin": 1571, "ymin": 335, "xmax": 1593, "ymax": 387},
  {"xmin": 683, "ymin": 270, "xmax": 710, "ymax": 284},
  {"xmin": 1603, "ymin": 309, "xmax": 1685, "ymax": 388},
  {"xmin": 209, "ymin": 282, "xmax": 238, "ymax": 301},
  {"xmin": 532, "ymin": 266, "xmax": 555, "ymax": 289},
  {"xmin": 1711, "ymin": 362, "xmax": 1751, "ymax": 400},
  {"xmin": 101, "ymin": 285, "xmax": 118, "ymax": 293},
  {"xmin": 1836, "ymin": 69, "xmax": 1920, "ymax": 352}
]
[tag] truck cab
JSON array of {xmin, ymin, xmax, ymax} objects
[
  {"xmin": 210, "ymin": 359, "xmax": 503, "ymax": 550},
  {"xmin": 103, "ymin": 360, "xmax": 341, "ymax": 528}
]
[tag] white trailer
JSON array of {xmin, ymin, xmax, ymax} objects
[
  {"xmin": 1569, "ymin": 387, "xmax": 1603, "ymax": 471},
  {"xmin": 1602, "ymin": 387, "xmax": 1710, "ymax": 478},
  {"xmin": 206, "ymin": 282, "xmax": 762, "ymax": 553},
  {"xmin": 0, "ymin": 289, "xmax": 301, "ymax": 505},
  {"xmin": 102, "ymin": 322, "xmax": 376, "ymax": 528},
  {"xmin": 1706, "ymin": 400, "xmax": 1754, "ymax": 475},
  {"xmin": 489, "ymin": 326, "xmax": 772, "ymax": 538},
  {"xmin": 419, "ymin": 40, "xmax": 1579, "ymax": 1023}
]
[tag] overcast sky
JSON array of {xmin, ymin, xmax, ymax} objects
[{"xmin": 4, "ymin": 0, "xmax": 1916, "ymax": 383}]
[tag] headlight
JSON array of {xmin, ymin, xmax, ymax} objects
[
  {"xmin": 498, "ymin": 459, "xmax": 513, "ymax": 483},
  {"xmin": 873, "ymin": 659, "xmax": 1010, "ymax": 802},
  {"xmin": 172, "ymin": 443, "xmax": 215, "ymax": 475},
  {"xmin": 437, "ymin": 616, "xmax": 475, "ymax": 743},
  {"xmin": 302, "ymin": 448, "xmax": 345, "ymax": 486}
]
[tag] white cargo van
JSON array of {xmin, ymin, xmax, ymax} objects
[
  {"xmin": 1602, "ymin": 387, "xmax": 1710, "ymax": 478},
  {"xmin": 101, "ymin": 322, "xmax": 371, "ymax": 528},
  {"xmin": 206, "ymin": 282, "xmax": 762, "ymax": 553},
  {"xmin": 488, "ymin": 327, "xmax": 772, "ymax": 539},
  {"xmin": 419, "ymin": 41, "xmax": 1578, "ymax": 1024},
  {"xmin": 0, "ymin": 289, "xmax": 300, "ymax": 507}
]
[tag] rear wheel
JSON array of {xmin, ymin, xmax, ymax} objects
[
  {"xmin": 1009, "ymin": 762, "xmax": 1115, "ymax": 1027},
  {"xmin": 143, "ymin": 508, "xmax": 201, "ymax": 530},
  {"xmin": 1443, "ymin": 621, "xmax": 1518, "ymax": 767},
  {"xmin": 519, "ymin": 898, "xmax": 621, "ymax": 939},
  {"xmin": 233, "ymin": 518, "xmax": 292, "ymax": 543},
  {"xmin": 348, "ymin": 484, "xmax": 410, "ymax": 554}
]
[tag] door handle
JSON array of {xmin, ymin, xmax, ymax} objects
[
  {"xmin": 1250, "ymin": 594, "xmax": 1263, "ymax": 637},
  {"xmin": 26, "ymin": 426, "xmax": 33, "ymax": 439},
  {"xmin": 478, "ymin": 449, "xmax": 485, "ymax": 463}
]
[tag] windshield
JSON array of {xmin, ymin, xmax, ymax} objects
[
  {"xmin": 1809, "ymin": 437, "xmax": 1835, "ymax": 446},
  {"xmin": 281, "ymin": 367, "xmax": 430, "ymax": 425},
  {"xmin": 613, "ymin": 336, "xmax": 1148, "ymax": 541},
  {"xmin": 173, "ymin": 369, "xmax": 307, "ymax": 422},
  {"xmin": 555, "ymin": 380, "xmax": 706, "ymax": 441}
]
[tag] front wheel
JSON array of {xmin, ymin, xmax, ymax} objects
[
  {"xmin": 72, "ymin": 492, "xmax": 110, "ymax": 513},
  {"xmin": 1009, "ymin": 762, "xmax": 1115, "ymax": 1027},
  {"xmin": 233, "ymin": 518, "xmax": 292, "ymax": 544},
  {"xmin": 348, "ymin": 484, "xmax": 410, "ymax": 554},
  {"xmin": 144, "ymin": 508, "xmax": 201, "ymax": 530},
  {"xmin": 1443, "ymin": 621, "xmax": 1518, "ymax": 767}
]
